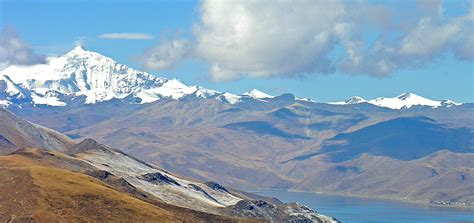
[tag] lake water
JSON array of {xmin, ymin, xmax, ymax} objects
[{"xmin": 248, "ymin": 190, "xmax": 474, "ymax": 223}]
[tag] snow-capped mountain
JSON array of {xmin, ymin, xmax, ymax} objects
[
  {"xmin": 330, "ymin": 96, "xmax": 367, "ymax": 105},
  {"xmin": 243, "ymin": 89, "xmax": 274, "ymax": 99},
  {"xmin": 0, "ymin": 46, "xmax": 462, "ymax": 109},
  {"xmin": 0, "ymin": 46, "xmax": 278, "ymax": 107},
  {"xmin": 0, "ymin": 74, "xmax": 30, "ymax": 106},
  {"xmin": 216, "ymin": 89, "xmax": 275, "ymax": 104},
  {"xmin": 332, "ymin": 93, "xmax": 461, "ymax": 109},
  {"xmin": 0, "ymin": 45, "xmax": 216, "ymax": 106}
]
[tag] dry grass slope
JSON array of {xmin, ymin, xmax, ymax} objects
[{"xmin": 0, "ymin": 155, "xmax": 259, "ymax": 222}]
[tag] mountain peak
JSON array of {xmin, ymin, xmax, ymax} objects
[
  {"xmin": 396, "ymin": 92, "xmax": 417, "ymax": 100},
  {"xmin": 0, "ymin": 46, "xmax": 462, "ymax": 110},
  {"xmin": 369, "ymin": 93, "xmax": 446, "ymax": 109},
  {"xmin": 328, "ymin": 96, "xmax": 366, "ymax": 105},
  {"xmin": 69, "ymin": 45, "xmax": 87, "ymax": 53},
  {"xmin": 64, "ymin": 45, "xmax": 97, "ymax": 59},
  {"xmin": 243, "ymin": 89, "xmax": 274, "ymax": 99},
  {"xmin": 345, "ymin": 96, "xmax": 367, "ymax": 104},
  {"xmin": 329, "ymin": 93, "xmax": 461, "ymax": 109}
]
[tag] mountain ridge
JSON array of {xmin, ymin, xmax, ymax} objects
[
  {"xmin": 0, "ymin": 46, "xmax": 464, "ymax": 109},
  {"xmin": 0, "ymin": 106, "xmax": 338, "ymax": 222},
  {"xmin": 330, "ymin": 92, "xmax": 461, "ymax": 109}
]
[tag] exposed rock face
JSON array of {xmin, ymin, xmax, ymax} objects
[
  {"xmin": 205, "ymin": 181, "xmax": 230, "ymax": 193},
  {"xmin": 227, "ymin": 200, "xmax": 339, "ymax": 223},
  {"xmin": 87, "ymin": 170, "xmax": 113, "ymax": 180},
  {"xmin": 140, "ymin": 172, "xmax": 181, "ymax": 186},
  {"xmin": 229, "ymin": 200, "xmax": 280, "ymax": 219}
]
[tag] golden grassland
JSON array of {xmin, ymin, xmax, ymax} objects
[
  {"xmin": 31, "ymin": 166, "xmax": 180, "ymax": 222},
  {"xmin": 0, "ymin": 155, "xmax": 180, "ymax": 222},
  {"xmin": 0, "ymin": 154, "xmax": 262, "ymax": 222}
]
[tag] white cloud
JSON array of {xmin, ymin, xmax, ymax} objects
[
  {"xmin": 340, "ymin": 9, "xmax": 474, "ymax": 76},
  {"xmin": 193, "ymin": 0, "xmax": 345, "ymax": 81},
  {"xmin": 74, "ymin": 36, "xmax": 88, "ymax": 46},
  {"xmin": 139, "ymin": 0, "xmax": 473, "ymax": 80},
  {"xmin": 453, "ymin": 6, "xmax": 474, "ymax": 61},
  {"xmin": 453, "ymin": 30, "xmax": 474, "ymax": 61},
  {"xmin": 0, "ymin": 27, "xmax": 45, "ymax": 70},
  {"xmin": 98, "ymin": 33, "xmax": 153, "ymax": 40},
  {"xmin": 400, "ymin": 18, "xmax": 461, "ymax": 57},
  {"xmin": 140, "ymin": 38, "xmax": 190, "ymax": 70}
]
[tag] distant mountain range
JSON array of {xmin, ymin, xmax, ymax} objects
[
  {"xmin": 330, "ymin": 93, "xmax": 460, "ymax": 109},
  {"xmin": 2, "ymin": 47, "xmax": 473, "ymax": 208},
  {"xmin": 0, "ymin": 45, "xmax": 465, "ymax": 109}
]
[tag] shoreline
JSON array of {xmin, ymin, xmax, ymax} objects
[{"xmin": 246, "ymin": 188, "xmax": 474, "ymax": 209}]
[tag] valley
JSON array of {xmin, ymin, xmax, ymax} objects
[{"xmin": 0, "ymin": 108, "xmax": 337, "ymax": 222}]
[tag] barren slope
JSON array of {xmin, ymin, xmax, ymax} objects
[{"xmin": 0, "ymin": 109, "xmax": 73, "ymax": 155}]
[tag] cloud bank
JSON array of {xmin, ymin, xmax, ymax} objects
[
  {"xmin": 193, "ymin": 0, "xmax": 345, "ymax": 81},
  {"xmin": 140, "ymin": 37, "xmax": 190, "ymax": 70},
  {"xmin": 341, "ymin": 4, "xmax": 474, "ymax": 76},
  {"xmin": 0, "ymin": 27, "xmax": 45, "ymax": 70},
  {"xmin": 99, "ymin": 33, "xmax": 153, "ymax": 40},
  {"xmin": 141, "ymin": 0, "xmax": 474, "ymax": 81}
]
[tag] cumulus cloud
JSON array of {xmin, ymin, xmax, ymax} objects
[
  {"xmin": 453, "ymin": 30, "xmax": 474, "ymax": 61},
  {"xmin": 340, "ymin": 4, "xmax": 474, "ymax": 76},
  {"xmin": 0, "ymin": 27, "xmax": 45, "ymax": 70},
  {"xmin": 140, "ymin": 37, "xmax": 190, "ymax": 70},
  {"xmin": 140, "ymin": 0, "xmax": 473, "ymax": 80},
  {"xmin": 98, "ymin": 33, "xmax": 153, "ymax": 40},
  {"xmin": 193, "ymin": 0, "xmax": 345, "ymax": 81},
  {"xmin": 452, "ymin": 7, "xmax": 474, "ymax": 61}
]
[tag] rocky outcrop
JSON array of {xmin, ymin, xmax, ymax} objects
[
  {"xmin": 226, "ymin": 200, "xmax": 339, "ymax": 223},
  {"xmin": 205, "ymin": 181, "xmax": 230, "ymax": 193},
  {"xmin": 139, "ymin": 172, "xmax": 181, "ymax": 186}
]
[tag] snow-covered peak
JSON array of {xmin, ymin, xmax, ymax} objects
[
  {"xmin": 0, "ymin": 46, "xmax": 463, "ymax": 110},
  {"xmin": 329, "ymin": 96, "xmax": 367, "ymax": 105},
  {"xmin": 346, "ymin": 96, "xmax": 367, "ymax": 104},
  {"xmin": 396, "ymin": 92, "xmax": 414, "ymax": 100},
  {"xmin": 243, "ymin": 89, "xmax": 274, "ymax": 99},
  {"xmin": 330, "ymin": 93, "xmax": 461, "ymax": 109},
  {"xmin": 0, "ymin": 75, "xmax": 25, "ymax": 97},
  {"xmin": 134, "ymin": 79, "xmax": 219, "ymax": 103},
  {"xmin": 68, "ymin": 45, "xmax": 87, "ymax": 54},
  {"xmin": 218, "ymin": 92, "xmax": 242, "ymax": 104},
  {"xmin": 217, "ymin": 89, "xmax": 279, "ymax": 104},
  {"xmin": 0, "ymin": 46, "xmax": 218, "ymax": 106},
  {"xmin": 368, "ymin": 92, "xmax": 453, "ymax": 109}
]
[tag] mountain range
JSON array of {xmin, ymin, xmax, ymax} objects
[
  {"xmin": 1, "ymin": 46, "xmax": 473, "ymax": 208},
  {"xmin": 0, "ymin": 45, "xmax": 464, "ymax": 109},
  {"xmin": 0, "ymin": 108, "xmax": 337, "ymax": 222}
]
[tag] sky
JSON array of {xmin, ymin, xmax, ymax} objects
[{"xmin": 0, "ymin": 0, "xmax": 473, "ymax": 102}]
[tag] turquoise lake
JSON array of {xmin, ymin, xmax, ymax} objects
[{"xmin": 248, "ymin": 190, "xmax": 474, "ymax": 223}]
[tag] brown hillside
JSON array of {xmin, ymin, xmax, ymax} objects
[{"xmin": 0, "ymin": 154, "xmax": 259, "ymax": 222}]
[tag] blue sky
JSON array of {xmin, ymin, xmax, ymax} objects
[{"xmin": 0, "ymin": 0, "xmax": 473, "ymax": 102}]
